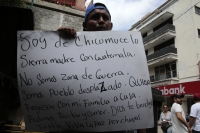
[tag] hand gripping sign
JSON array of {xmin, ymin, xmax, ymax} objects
[{"xmin": 17, "ymin": 31, "xmax": 154, "ymax": 132}]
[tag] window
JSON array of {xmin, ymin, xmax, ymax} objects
[
  {"xmin": 142, "ymin": 33, "xmax": 147, "ymax": 38},
  {"xmin": 195, "ymin": 6, "xmax": 200, "ymax": 15},
  {"xmin": 150, "ymin": 75, "xmax": 155, "ymax": 82},
  {"xmin": 154, "ymin": 38, "xmax": 175, "ymax": 52},
  {"xmin": 145, "ymin": 50, "xmax": 148, "ymax": 56},
  {"xmin": 154, "ymin": 62, "xmax": 177, "ymax": 81},
  {"xmin": 153, "ymin": 17, "xmax": 173, "ymax": 31},
  {"xmin": 198, "ymin": 29, "xmax": 200, "ymax": 37}
]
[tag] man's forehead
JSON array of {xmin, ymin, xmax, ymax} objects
[{"xmin": 89, "ymin": 9, "xmax": 110, "ymax": 15}]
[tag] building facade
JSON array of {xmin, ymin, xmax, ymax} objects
[
  {"xmin": 26, "ymin": 0, "xmax": 85, "ymax": 31},
  {"xmin": 130, "ymin": 0, "xmax": 200, "ymax": 114}
]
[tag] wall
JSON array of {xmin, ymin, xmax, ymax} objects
[
  {"xmin": 172, "ymin": 0, "xmax": 200, "ymax": 83},
  {"xmin": 27, "ymin": 0, "xmax": 85, "ymax": 31},
  {"xmin": 75, "ymin": 0, "xmax": 86, "ymax": 11}
]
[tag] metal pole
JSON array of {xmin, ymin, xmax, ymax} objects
[{"xmin": 30, "ymin": 0, "xmax": 34, "ymax": 10}]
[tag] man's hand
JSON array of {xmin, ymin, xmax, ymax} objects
[
  {"xmin": 176, "ymin": 112, "xmax": 191, "ymax": 133},
  {"xmin": 57, "ymin": 27, "xmax": 76, "ymax": 38},
  {"xmin": 189, "ymin": 116, "xmax": 196, "ymax": 128},
  {"xmin": 162, "ymin": 120, "xmax": 168, "ymax": 124},
  {"xmin": 187, "ymin": 127, "xmax": 192, "ymax": 133}
]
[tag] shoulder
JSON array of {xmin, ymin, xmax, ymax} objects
[
  {"xmin": 171, "ymin": 103, "xmax": 175, "ymax": 108},
  {"xmin": 173, "ymin": 103, "xmax": 182, "ymax": 112},
  {"xmin": 191, "ymin": 103, "xmax": 199, "ymax": 109},
  {"xmin": 174, "ymin": 103, "xmax": 180, "ymax": 107},
  {"xmin": 172, "ymin": 103, "xmax": 179, "ymax": 108},
  {"xmin": 194, "ymin": 103, "xmax": 200, "ymax": 106},
  {"xmin": 171, "ymin": 104, "xmax": 175, "ymax": 110},
  {"xmin": 191, "ymin": 104, "xmax": 195, "ymax": 109}
]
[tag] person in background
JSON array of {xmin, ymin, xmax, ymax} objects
[
  {"xmin": 158, "ymin": 105, "xmax": 172, "ymax": 133},
  {"xmin": 171, "ymin": 94, "xmax": 192, "ymax": 133},
  {"xmin": 58, "ymin": 2, "xmax": 146, "ymax": 133},
  {"xmin": 189, "ymin": 93, "xmax": 200, "ymax": 133}
]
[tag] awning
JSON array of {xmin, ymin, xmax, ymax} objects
[{"xmin": 156, "ymin": 80, "xmax": 200, "ymax": 96}]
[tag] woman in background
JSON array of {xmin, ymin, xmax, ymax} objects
[{"xmin": 158, "ymin": 105, "xmax": 172, "ymax": 133}]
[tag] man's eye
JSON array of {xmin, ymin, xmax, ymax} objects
[
  {"xmin": 103, "ymin": 17, "xmax": 108, "ymax": 20},
  {"xmin": 103, "ymin": 16, "xmax": 109, "ymax": 20},
  {"xmin": 91, "ymin": 15, "xmax": 99, "ymax": 20}
]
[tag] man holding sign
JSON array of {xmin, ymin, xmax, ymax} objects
[
  {"xmin": 58, "ymin": 3, "xmax": 146, "ymax": 133},
  {"xmin": 17, "ymin": 2, "xmax": 153, "ymax": 133},
  {"xmin": 58, "ymin": 3, "xmax": 112, "ymax": 36}
]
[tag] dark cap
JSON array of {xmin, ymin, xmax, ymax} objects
[
  {"xmin": 84, "ymin": 3, "xmax": 110, "ymax": 21},
  {"xmin": 193, "ymin": 93, "xmax": 200, "ymax": 100},
  {"xmin": 171, "ymin": 94, "xmax": 185, "ymax": 99}
]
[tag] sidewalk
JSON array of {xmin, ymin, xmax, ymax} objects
[{"xmin": 158, "ymin": 126, "xmax": 162, "ymax": 133}]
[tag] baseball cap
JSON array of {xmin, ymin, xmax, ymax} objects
[
  {"xmin": 84, "ymin": 3, "xmax": 110, "ymax": 21},
  {"xmin": 171, "ymin": 94, "xmax": 185, "ymax": 99},
  {"xmin": 193, "ymin": 93, "xmax": 200, "ymax": 100}
]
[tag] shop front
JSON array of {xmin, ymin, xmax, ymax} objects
[{"xmin": 156, "ymin": 80, "xmax": 200, "ymax": 116}]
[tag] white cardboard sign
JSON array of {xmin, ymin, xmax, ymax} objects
[{"xmin": 17, "ymin": 31, "xmax": 154, "ymax": 132}]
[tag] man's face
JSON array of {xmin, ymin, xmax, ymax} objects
[
  {"xmin": 175, "ymin": 97, "xmax": 182, "ymax": 105},
  {"xmin": 83, "ymin": 9, "xmax": 113, "ymax": 31}
]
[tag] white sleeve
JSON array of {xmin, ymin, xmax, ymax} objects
[
  {"xmin": 174, "ymin": 104, "xmax": 182, "ymax": 113},
  {"xmin": 190, "ymin": 105, "xmax": 197, "ymax": 117}
]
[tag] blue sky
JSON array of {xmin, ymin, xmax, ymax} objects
[{"xmin": 85, "ymin": 0, "xmax": 167, "ymax": 31}]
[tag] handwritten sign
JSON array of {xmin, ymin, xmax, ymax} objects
[{"xmin": 17, "ymin": 31, "xmax": 154, "ymax": 132}]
